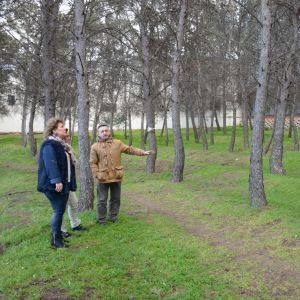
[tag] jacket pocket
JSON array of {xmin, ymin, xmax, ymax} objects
[
  {"xmin": 97, "ymin": 168, "xmax": 108, "ymax": 182},
  {"xmin": 115, "ymin": 166, "xmax": 124, "ymax": 179}
]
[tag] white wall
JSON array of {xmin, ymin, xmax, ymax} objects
[
  {"xmin": 0, "ymin": 109, "xmax": 242, "ymax": 133},
  {"xmin": 0, "ymin": 112, "xmax": 44, "ymax": 132}
]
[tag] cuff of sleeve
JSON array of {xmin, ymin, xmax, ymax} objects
[{"xmin": 50, "ymin": 178, "xmax": 62, "ymax": 184}]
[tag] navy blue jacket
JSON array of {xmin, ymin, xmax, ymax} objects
[{"xmin": 37, "ymin": 139, "xmax": 77, "ymax": 194}]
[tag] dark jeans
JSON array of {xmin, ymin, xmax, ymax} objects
[
  {"xmin": 45, "ymin": 191, "xmax": 69, "ymax": 236},
  {"xmin": 97, "ymin": 182, "xmax": 121, "ymax": 223}
]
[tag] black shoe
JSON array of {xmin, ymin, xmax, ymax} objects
[
  {"xmin": 51, "ymin": 233, "xmax": 69, "ymax": 249},
  {"xmin": 109, "ymin": 218, "xmax": 119, "ymax": 224},
  {"xmin": 72, "ymin": 224, "xmax": 87, "ymax": 231},
  {"xmin": 61, "ymin": 231, "xmax": 72, "ymax": 238}
]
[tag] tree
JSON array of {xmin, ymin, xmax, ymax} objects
[
  {"xmin": 40, "ymin": 0, "xmax": 61, "ymax": 124},
  {"xmin": 74, "ymin": 0, "xmax": 94, "ymax": 210},
  {"xmin": 249, "ymin": 0, "xmax": 272, "ymax": 208},
  {"xmin": 140, "ymin": 1, "xmax": 157, "ymax": 173},
  {"xmin": 269, "ymin": 1, "xmax": 300, "ymax": 174},
  {"xmin": 171, "ymin": 0, "xmax": 187, "ymax": 183}
]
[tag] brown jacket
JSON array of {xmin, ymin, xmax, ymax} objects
[{"xmin": 89, "ymin": 138, "xmax": 146, "ymax": 183}]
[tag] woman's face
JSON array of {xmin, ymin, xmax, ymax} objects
[{"xmin": 53, "ymin": 122, "xmax": 67, "ymax": 139}]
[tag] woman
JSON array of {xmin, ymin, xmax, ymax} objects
[
  {"xmin": 61, "ymin": 130, "xmax": 85, "ymax": 235},
  {"xmin": 37, "ymin": 117, "xmax": 77, "ymax": 248}
]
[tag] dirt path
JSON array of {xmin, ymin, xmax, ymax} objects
[{"xmin": 124, "ymin": 190, "xmax": 300, "ymax": 298}]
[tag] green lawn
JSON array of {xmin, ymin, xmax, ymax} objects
[{"xmin": 1, "ymin": 128, "xmax": 300, "ymax": 299}]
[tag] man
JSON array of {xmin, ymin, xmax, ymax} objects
[{"xmin": 90, "ymin": 124, "xmax": 153, "ymax": 225}]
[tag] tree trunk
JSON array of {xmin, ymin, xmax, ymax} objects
[
  {"xmin": 190, "ymin": 106, "xmax": 199, "ymax": 143},
  {"xmin": 68, "ymin": 107, "xmax": 72, "ymax": 143},
  {"xmin": 124, "ymin": 116, "xmax": 127, "ymax": 139},
  {"xmin": 269, "ymin": 3, "xmax": 298, "ymax": 174},
  {"xmin": 249, "ymin": 0, "xmax": 272, "ymax": 208},
  {"xmin": 210, "ymin": 91, "xmax": 215, "ymax": 145},
  {"xmin": 71, "ymin": 105, "xmax": 77, "ymax": 143},
  {"xmin": 242, "ymin": 95, "xmax": 249, "ymax": 149},
  {"xmin": 204, "ymin": 114, "xmax": 208, "ymax": 134},
  {"xmin": 41, "ymin": 0, "xmax": 60, "ymax": 124},
  {"xmin": 264, "ymin": 104, "xmax": 276, "ymax": 156},
  {"xmin": 248, "ymin": 113, "xmax": 253, "ymax": 130},
  {"xmin": 21, "ymin": 85, "xmax": 29, "ymax": 147},
  {"xmin": 229, "ymin": 107, "xmax": 236, "ymax": 152},
  {"xmin": 171, "ymin": 0, "xmax": 187, "ymax": 182},
  {"xmin": 140, "ymin": 111, "xmax": 145, "ymax": 150},
  {"xmin": 74, "ymin": 0, "xmax": 94, "ymax": 211},
  {"xmin": 161, "ymin": 116, "xmax": 166, "ymax": 137},
  {"xmin": 128, "ymin": 109, "xmax": 133, "ymax": 146},
  {"xmin": 288, "ymin": 110, "xmax": 293, "ymax": 138},
  {"xmin": 215, "ymin": 111, "xmax": 221, "ymax": 131},
  {"xmin": 165, "ymin": 113, "xmax": 169, "ymax": 146},
  {"xmin": 222, "ymin": 75, "xmax": 227, "ymax": 135},
  {"xmin": 29, "ymin": 95, "xmax": 38, "ymax": 156},
  {"xmin": 198, "ymin": 102, "xmax": 208, "ymax": 150},
  {"xmin": 91, "ymin": 90, "xmax": 103, "ymax": 145},
  {"xmin": 185, "ymin": 103, "xmax": 189, "ymax": 141},
  {"xmin": 269, "ymin": 99, "xmax": 287, "ymax": 174},
  {"xmin": 290, "ymin": 92, "xmax": 299, "ymax": 151},
  {"xmin": 110, "ymin": 101, "xmax": 115, "ymax": 137},
  {"xmin": 140, "ymin": 3, "xmax": 157, "ymax": 173}
]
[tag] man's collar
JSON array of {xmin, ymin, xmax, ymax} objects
[{"xmin": 98, "ymin": 137, "xmax": 112, "ymax": 143}]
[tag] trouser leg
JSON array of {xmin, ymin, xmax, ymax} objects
[
  {"xmin": 109, "ymin": 182, "xmax": 121, "ymax": 221},
  {"xmin": 67, "ymin": 191, "xmax": 81, "ymax": 228},
  {"xmin": 45, "ymin": 191, "xmax": 68, "ymax": 236},
  {"xmin": 97, "ymin": 183, "xmax": 109, "ymax": 223}
]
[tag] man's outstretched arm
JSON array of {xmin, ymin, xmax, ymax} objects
[{"xmin": 120, "ymin": 143, "xmax": 154, "ymax": 156}]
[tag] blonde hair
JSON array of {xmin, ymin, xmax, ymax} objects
[{"xmin": 43, "ymin": 117, "xmax": 64, "ymax": 138}]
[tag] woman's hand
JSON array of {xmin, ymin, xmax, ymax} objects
[{"xmin": 55, "ymin": 183, "xmax": 63, "ymax": 192}]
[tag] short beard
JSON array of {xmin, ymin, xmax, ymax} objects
[{"xmin": 100, "ymin": 135, "xmax": 109, "ymax": 141}]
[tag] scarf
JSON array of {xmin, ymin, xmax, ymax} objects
[{"xmin": 48, "ymin": 135, "xmax": 76, "ymax": 165}]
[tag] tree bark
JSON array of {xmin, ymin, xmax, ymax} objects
[
  {"xmin": 228, "ymin": 107, "xmax": 236, "ymax": 152},
  {"xmin": 171, "ymin": 0, "xmax": 187, "ymax": 182},
  {"xmin": 140, "ymin": 110, "xmax": 145, "ymax": 150},
  {"xmin": 288, "ymin": 109, "xmax": 293, "ymax": 138},
  {"xmin": 198, "ymin": 101, "xmax": 208, "ymax": 150},
  {"xmin": 215, "ymin": 111, "xmax": 221, "ymax": 131},
  {"xmin": 128, "ymin": 109, "xmax": 133, "ymax": 146},
  {"xmin": 269, "ymin": 2, "xmax": 299, "ymax": 174},
  {"xmin": 242, "ymin": 95, "xmax": 249, "ymax": 149},
  {"xmin": 140, "ymin": 2, "xmax": 157, "ymax": 173},
  {"xmin": 74, "ymin": 0, "xmax": 94, "ymax": 211},
  {"xmin": 222, "ymin": 75, "xmax": 227, "ymax": 135},
  {"xmin": 190, "ymin": 106, "xmax": 199, "ymax": 143},
  {"xmin": 165, "ymin": 112, "xmax": 169, "ymax": 146},
  {"xmin": 210, "ymin": 89, "xmax": 216, "ymax": 145},
  {"xmin": 21, "ymin": 83, "xmax": 29, "ymax": 147},
  {"xmin": 290, "ymin": 92, "xmax": 299, "ymax": 151},
  {"xmin": 185, "ymin": 102, "xmax": 189, "ymax": 141},
  {"xmin": 91, "ymin": 88, "xmax": 104, "ymax": 145},
  {"xmin": 249, "ymin": 0, "xmax": 272, "ymax": 208},
  {"xmin": 41, "ymin": 0, "xmax": 60, "ymax": 124},
  {"xmin": 29, "ymin": 95, "xmax": 38, "ymax": 156},
  {"xmin": 264, "ymin": 104, "xmax": 277, "ymax": 156}
]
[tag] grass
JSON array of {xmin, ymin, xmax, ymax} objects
[{"xmin": 1, "ymin": 127, "xmax": 300, "ymax": 299}]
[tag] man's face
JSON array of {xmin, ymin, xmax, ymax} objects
[{"xmin": 98, "ymin": 126, "xmax": 110, "ymax": 140}]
